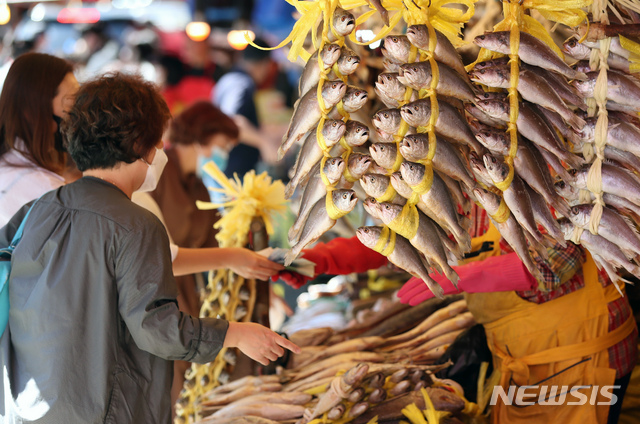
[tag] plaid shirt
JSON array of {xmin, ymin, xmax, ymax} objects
[{"xmin": 472, "ymin": 206, "xmax": 638, "ymax": 378}]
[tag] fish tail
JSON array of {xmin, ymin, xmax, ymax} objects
[
  {"xmin": 564, "ymin": 153, "xmax": 586, "ymax": 170},
  {"xmin": 566, "ymin": 112, "xmax": 587, "ymax": 131},
  {"xmin": 444, "ymin": 266, "xmax": 460, "ymax": 289},
  {"xmin": 288, "ymin": 221, "xmax": 302, "ymax": 244},
  {"xmin": 421, "ymin": 274, "xmax": 445, "ymax": 299}
]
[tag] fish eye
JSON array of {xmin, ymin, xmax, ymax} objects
[
  {"xmin": 343, "ymin": 193, "xmax": 348, "ymax": 199},
  {"xmin": 479, "ymin": 35, "xmax": 485, "ymax": 40},
  {"xmin": 558, "ymin": 181, "xmax": 565, "ymax": 188},
  {"xmin": 356, "ymin": 128, "xmax": 362, "ymax": 132},
  {"xmin": 380, "ymin": 146, "xmax": 385, "ymax": 151},
  {"xmin": 569, "ymin": 40, "xmax": 576, "ymax": 46},
  {"xmin": 384, "ymin": 113, "xmax": 389, "ymax": 118},
  {"xmin": 414, "ymin": 106, "xmax": 419, "ymax": 111},
  {"xmin": 341, "ymin": 16, "xmax": 346, "ymax": 22},
  {"xmin": 571, "ymin": 206, "xmax": 578, "ymax": 214},
  {"xmin": 332, "ymin": 83, "xmax": 338, "ymax": 88},
  {"xmin": 332, "ymin": 122, "xmax": 337, "ymax": 127},
  {"xmin": 413, "ymin": 67, "xmax": 418, "ymax": 72},
  {"xmin": 392, "ymin": 37, "xmax": 398, "ymax": 42},
  {"xmin": 385, "ymin": 205, "xmax": 390, "ymax": 209},
  {"xmin": 480, "ymin": 69, "xmax": 485, "ymax": 74}
]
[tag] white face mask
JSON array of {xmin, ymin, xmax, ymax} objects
[{"xmin": 136, "ymin": 147, "xmax": 168, "ymax": 192}]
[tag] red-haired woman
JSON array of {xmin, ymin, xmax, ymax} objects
[{"xmin": 0, "ymin": 53, "xmax": 79, "ymax": 226}]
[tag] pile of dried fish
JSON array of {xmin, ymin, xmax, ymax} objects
[{"xmin": 192, "ymin": 297, "xmax": 476, "ymax": 424}]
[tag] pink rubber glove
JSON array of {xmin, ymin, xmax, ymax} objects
[{"xmin": 397, "ymin": 252, "xmax": 537, "ymax": 305}]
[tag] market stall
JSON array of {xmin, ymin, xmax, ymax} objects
[{"xmin": 175, "ymin": 0, "xmax": 640, "ymax": 422}]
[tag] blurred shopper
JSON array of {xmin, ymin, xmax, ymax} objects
[
  {"xmin": 0, "ymin": 73, "xmax": 298, "ymax": 423},
  {"xmin": 0, "ymin": 53, "xmax": 79, "ymax": 227}
]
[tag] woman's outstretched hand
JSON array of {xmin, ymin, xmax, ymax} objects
[{"xmin": 224, "ymin": 321, "xmax": 301, "ymax": 366}]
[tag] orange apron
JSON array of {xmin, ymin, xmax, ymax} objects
[{"xmin": 463, "ymin": 222, "xmax": 637, "ymax": 423}]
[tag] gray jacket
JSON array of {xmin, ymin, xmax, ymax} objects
[{"xmin": 0, "ymin": 177, "xmax": 228, "ymax": 423}]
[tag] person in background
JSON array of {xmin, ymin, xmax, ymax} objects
[
  {"xmin": 161, "ymin": 38, "xmax": 226, "ymax": 115},
  {"xmin": 0, "ymin": 73, "xmax": 299, "ymax": 423},
  {"xmin": 212, "ymin": 38, "xmax": 289, "ymax": 175},
  {"xmin": 0, "ymin": 53, "xmax": 79, "ymax": 227}
]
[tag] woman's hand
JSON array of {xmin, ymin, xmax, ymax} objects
[
  {"xmin": 226, "ymin": 248, "xmax": 285, "ymax": 281},
  {"xmin": 224, "ymin": 321, "xmax": 301, "ymax": 366}
]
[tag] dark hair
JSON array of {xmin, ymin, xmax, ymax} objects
[
  {"xmin": 64, "ymin": 73, "xmax": 171, "ymax": 172},
  {"xmin": 168, "ymin": 101, "xmax": 238, "ymax": 146},
  {"xmin": 0, "ymin": 53, "xmax": 73, "ymax": 174}
]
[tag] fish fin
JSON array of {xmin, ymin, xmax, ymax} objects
[
  {"xmin": 458, "ymin": 214, "xmax": 472, "ymax": 232},
  {"xmin": 566, "ymin": 113, "xmax": 587, "ymax": 131},
  {"xmin": 552, "ymin": 198, "xmax": 572, "ymax": 218},
  {"xmin": 564, "ymin": 153, "xmax": 586, "ymax": 170},
  {"xmin": 421, "ymin": 273, "xmax": 446, "ymax": 299},
  {"xmin": 620, "ymin": 213, "xmax": 640, "ymax": 243},
  {"xmin": 277, "ymin": 146, "xmax": 287, "ymax": 161},
  {"xmin": 573, "ymin": 71, "xmax": 589, "ymax": 81},
  {"xmin": 285, "ymin": 180, "xmax": 297, "ymax": 199}
]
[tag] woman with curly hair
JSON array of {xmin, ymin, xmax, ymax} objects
[{"xmin": 0, "ymin": 73, "xmax": 299, "ymax": 423}]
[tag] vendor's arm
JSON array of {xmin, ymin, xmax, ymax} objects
[
  {"xmin": 276, "ymin": 236, "xmax": 388, "ymax": 288},
  {"xmin": 115, "ymin": 221, "xmax": 298, "ymax": 365},
  {"xmin": 173, "ymin": 247, "xmax": 284, "ymax": 280},
  {"xmin": 398, "ymin": 252, "xmax": 538, "ymax": 305}
]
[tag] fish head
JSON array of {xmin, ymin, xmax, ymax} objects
[
  {"xmin": 320, "ymin": 44, "xmax": 342, "ymax": 67},
  {"xmin": 384, "ymin": 35, "xmax": 412, "ymax": 62},
  {"xmin": 474, "ymin": 57, "xmax": 510, "ymax": 70},
  {"xmin": 382, "ymin": 57, "xmax": 402, "ymax": 73},
  {"xmin": 374, "ymin": 127, "xmax": 395, "ymax": 143},
  {"xmin": 476, "ymin": 130, "xmax": 509, "ymax": 152},
  {"xmin": 399, "ymin": 133, "xmax": 429, "ymax": 159},
  {"xmin": 469, "ymin": 66, "xmax": 508, "ymax": 87},
  {"xmin": 567, "ymin": 204, "xmax": 589, "ymax": 226},
  {"xmin": 406, "ymin": 25, "xmax": 428, "ymax": 47},
  {"xmin": 322, "ymin": 119, "xmax": 347, "ymax": 142},
  {"xmin": 338, "ymin": 47, "xmax": 360, "ymax": 75},
  {"xmin": 399, "ymin": 161, "xmax": 425, "ymax": 186},
  {"xmin": 323, "ymin": 157, "xmax": 346, "ymax": 184},
  {"xmin": 332, "ymin": 7, "xmax": 356, "ymax": 36},
  {"xmin": 483, "ymin": 154, "xmax": 508, "ymax": 183},
  {"xmin": 348, "ymin": 153, "xmax": 373, "ymax": 178},
  {"xmin": 557, "ymin": 218, "xmax": 574, "ymax": 240},
  {"xmin": 363, "ymin": 197, "xmax": 383, "ymax": 218},
  {"xmin": 563, "ymin": 38, "xmax": 591, "ymax": 60},
  {"xmin": 467, "ymin": 118, "xmax": 495, "ymax": 133},
  {"xmin": 376, "ymin": 72, "xmax": 405, "ymax": 99},
  {"xmin": 572, "ymin": 60, "xmax": 592, "ymax": 74},
  {"xmin": 343, "ymin": 86, "xmax": 368, "ymax": 112},
  {"xmin": 475, "ymin": 99, "xmax": 509, "ymax": 120},
  {"xmin": 554, "ymin": 179, "xmax": 578, "ymax": 200},
  {"xmin": 360, "ymin": 173, "xmax": 390, "ymax": 198},
  {"xmin": 332, "ymin": 189, "xmax": 358, "ymax": 212},
  {"xmin": 355, "ymin": 226, "xmax": 383, "ymax": 248},
  {"xmin": 475, "ymin": 90, "xmax": 508, "ymax": 103},
  {"xmin": 570, "ymin": 77, "xmax": 594, "ymax": 96},
  {"xmin": 390, "ymin": 172, "xmax": 411, "ymax": 197},
  {"xmin": 474, "ymin": 32, "xmax": 509, "ymax": 52},
  {"xmin": 372, "ymin": 108, "xmax": 402, "ymax": 133},
  {"xmin": 345, "ymin": 121, "xmax": 370, "ymax": 146},
  {"xmin": 379, "ymin": 201, "xmax": 403, "ymax": 223},
  {"xmin": 400, "ymin": 63, "xmax": 430, "ymax": 86},
  {"xmin": 344, "ymin": 363, "xmax": 369, "ymax": 386},
  {"xmin": 322, "ymin": 80, "xmax": 347, "ymax": 104},
  {"xmin": 369, "ymin": 142, "xmax": 397, "ymax": 168},
  {"xmin": 472, "ymin": 187, "xmax": 501, "ymax": 214},
  {"xmin": 400, "ymin": 100, "xmax": 429, "ymax": 127},
  {"xmin": 581, "ymin": 119, "xmax": 596, "ymax": 140}
]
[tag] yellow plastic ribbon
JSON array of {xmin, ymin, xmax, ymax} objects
[
  {"xmin": 372, "ymin": 225, "xmax": 397, "ymax": 256},
  {"xmin": 491, "ymin": 198, "xmax": 511, "ymax": 223},
  {"xmin": 376, "ymin": 184, "xmax": 397, "ymax": 203},
  {"xmin": 618, "ymin": 35, "xmax": 640, "ymax": 73},
  {"xmin": 387, "ymin": 203, "xmax": 420, "ymax": 240},
  {"xmin": 408, "ymin": 166, "xmax": 434, "ymax": 196}
]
